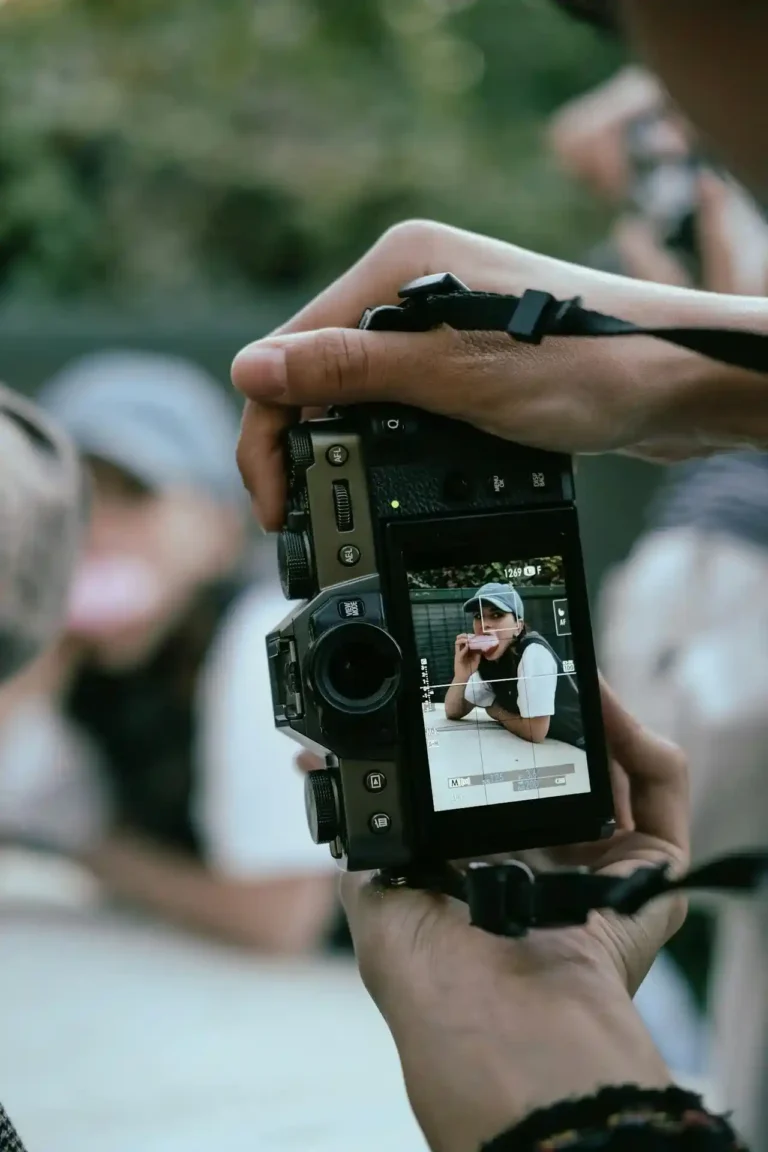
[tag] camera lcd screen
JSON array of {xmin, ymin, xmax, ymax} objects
[{"xmin": 406, "ymin": 555, "xmax": 590, "ymax": 813}]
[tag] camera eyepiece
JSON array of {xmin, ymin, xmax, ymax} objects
[{"xmin": 309, "ymin": 622, "xmax": 401, "ymax": 716}]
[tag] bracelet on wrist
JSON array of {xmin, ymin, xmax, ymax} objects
[{"xmin": 481, "ymin": 1086, "xmax": 745, "ymax": 1152}]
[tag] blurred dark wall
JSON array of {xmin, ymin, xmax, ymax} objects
[{"xmin": 576, "ymin": 456, "xmax": 663, "ymax": 604}]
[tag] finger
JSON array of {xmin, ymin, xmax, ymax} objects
[
  {"xmin": 697, "ymin": 171, "xmax": 768, "ymax": 296},
  {"xmin": 609, "ymin": 758, "xmax": 634, "ymax": 831},
  {"xmin": 296, "ymin": 750, "xmax": 323, "ymax": 774},
  {"xmin": 697, "ymin": 172, "xmax": 737, "ymax": 293},
  {"xmin": 600, "ymin": 679, "xmax": 689, "ymax": 857},
  {"xmin": 236, "ymin": 400, "xmax": 293, "ymax": 529},
  {"xmin": 612, "ymin": 216, "xmax": 691, "ymax": 287},
  {"xmin": 232, "ymin": 227, "xmax": 420, "ymax": 526},
  {"xmin": 236, "ymin": 399, "xmax": 338, "ymax": 530},
  {"xmin": 232, "ymin": 324, "xmax": 474, "ymax": 415}
]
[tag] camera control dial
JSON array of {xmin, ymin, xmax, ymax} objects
[
  {"xmin": 286, "ymin": 425, "xmax": 315, "ymax": 492},
  {"xmin": 277, "ymin": 529, "xmax": 314, "ymax": 600},
  {"xmin": 305, "ymin": 770, "xmax": 340, "ymax": 844}
]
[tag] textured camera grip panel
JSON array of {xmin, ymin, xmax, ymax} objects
[{"xmin": 367, "ymin": 464, "xmax": 563, "ymax": 520}]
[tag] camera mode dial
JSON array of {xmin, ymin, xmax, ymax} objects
[
  {"xmin": 277, "ymin": 529, "xmax": 314, "ymax": 600},
  {"xmin": 286, "ymin": 425, "xmax": 315, "ymax": 493},
  {"xmin": 305, "ymin": 770, "xmax": 340, "ymax": 844}
]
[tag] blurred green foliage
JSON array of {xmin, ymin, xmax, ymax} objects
[
  {"xmin": 0, "ymin": 0, "xmax": 623, "ymax": 306},
  {"xmin": 407, "ymin": 555, "xmax": 564, "ymax": 590}
]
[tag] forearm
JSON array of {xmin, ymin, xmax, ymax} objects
[
  {"xmin": 86, "ymin": 832, "xmax": 336, "ymax": 953},
  {"xmin": 486, "ymin": 704, "xmax": 547, "ymax": 743},
  {"xmin": 444, "ymin": 681, "xmax": 471, "ymax": 720},
  {"xmin": 508, "ymin": 244, "xmax": 768, "ymax": 450}
]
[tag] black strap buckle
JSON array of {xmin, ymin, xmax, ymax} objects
[{"xmin": 506, "ymin": 290, "xmax": 584, "ymax": 344}]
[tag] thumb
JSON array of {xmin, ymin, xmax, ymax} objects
[{"xmin": 231, "ymin": 326, "xmax": 461, "ymax": 411}]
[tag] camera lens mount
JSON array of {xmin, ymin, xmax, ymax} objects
[{"xmin": 309, "ymin": 622, "xmax": 401, "ymax": 716}]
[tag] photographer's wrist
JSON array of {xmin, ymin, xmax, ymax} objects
[
  {"xmin": 389, "ymin": 970, "xmax": 671, "ymax": 1152},
  {"xmin": 660, "ymin": 346, "xmax": 768, "ymax": 451}
]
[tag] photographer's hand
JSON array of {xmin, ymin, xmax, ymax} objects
[
  {"xmin": 232, "ymin": 219, "xmax": 768, "ymax": 530},
  {"xmin": 297, "ymin": 684, "xmax": 687, "ymax": 1152}
]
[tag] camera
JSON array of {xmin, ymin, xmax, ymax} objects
[{"xmin": 267, "ymin": 403, "xmax": 614, "ymax": 872}]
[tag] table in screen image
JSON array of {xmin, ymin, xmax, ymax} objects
[{"xmin": 423, "ymin": 702, "xmax": 590, "ymax": 810}]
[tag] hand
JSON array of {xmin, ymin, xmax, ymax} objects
[
  {"xmin": 232, "ymin": 219, "xmax": 729, "ymax": 530},
  {"xmin": 453, "ymin": 634, "xmax": 480, "ymax": 681},
  {"xmin": 614, "ymin": 171, "xmax": 768, "ymax": 295},
  {"xmin": 297, "ymin": 684, "xmax": 688, "ymax": 1152},
  {"xmin": 547, "ymin": 66, "xmax": 664, "ymax": 202}
]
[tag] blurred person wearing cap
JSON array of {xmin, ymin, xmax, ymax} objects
[
  {"xmin": 0, "ymin": 351, "xmax": 336, "ymax": 954},
  {"xmin": 0, "ymin": 383, "xmax": 89, "ymax": 1150},
  {"xmin": 444, "ymin": 582, "xmax": 583, "ymax": 748}
]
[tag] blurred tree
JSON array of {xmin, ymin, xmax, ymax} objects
[
  {"xmin": 0, "ymin": 0, "xmax": 623, "ymax": 307},
  {"xmin": 407, "ymin": 556, "xmax": 565, "ymax": 590}
]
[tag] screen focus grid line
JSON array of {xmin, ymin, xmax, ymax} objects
[{"xmin": 424, "ymin": 671, "xmax": 576, "ymax": 692}]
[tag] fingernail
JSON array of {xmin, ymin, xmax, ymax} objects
[{"xmin": 234, "ymin": 346, "xmax": 287, "ymax": 399}]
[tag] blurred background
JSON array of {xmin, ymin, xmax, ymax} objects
[
  {"xmin": 0, "ymin": 0, "xmax": 656, "ymax": 589},
  {"xmin": 3, "ymin": 1, "xmax": 766, "ymax": 1149}
]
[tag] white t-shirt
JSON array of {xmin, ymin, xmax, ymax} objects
[
  {"xmin": 194, "ymin": 585, "xmax": 333, "ymax": 878},
  {"xmin": 0, "ymin": 586, "xmax": 333, "ymax": 879},
  {"xmin": 463, "ymin": 642, "xmax": 558, "ymax": 718}
]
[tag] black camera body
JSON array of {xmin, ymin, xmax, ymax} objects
[{"xmin": 267, "ymin": 403, "xmax": 614, "ymax": 872}]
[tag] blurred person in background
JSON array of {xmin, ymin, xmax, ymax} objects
[
  {"xmin": 548, "ymin": 65, "xmax": 768, "ymax": 294},
  {"xmin": 0, "ymin": 384, "xmax": 89, "ymax": 1148},
  {"xmin": 0, "ymin": 351, "xmax": 336, "ymax": 953},
  {"xmin": 564, "ymin": 67, "xmax": 768, "ymax": 1137},
  {"xmin": 598, "ymin": 196, "xmax": 768, "ymax": 1143},
  {"xmin": 547, "ymin": 59, "xmax": 768, "ymax": 1086}
]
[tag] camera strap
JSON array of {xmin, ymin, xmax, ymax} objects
[
  {"xmin": 398, "ymin": 851, "xmax": 768, "ymax": 938},
  {"xmin": 361, "ymin": 272, "xmax": 768, "ymax": 374}
]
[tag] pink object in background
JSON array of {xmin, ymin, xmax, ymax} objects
[
  {"xmin": 66, "ymin": 556, "xmax": 162, "ymax": 633},
  {"xmin": 467, "ymin": 634, "xmax": 499, "ymax": 652}
]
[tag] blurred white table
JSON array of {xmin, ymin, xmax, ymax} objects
[
  {"xmin": 0, "ymin": 910, "xmax": 426, "ymax": 1152},
  {"xmin": 425, "ymin": 703, "xmax": 589, "ymax": 809}
]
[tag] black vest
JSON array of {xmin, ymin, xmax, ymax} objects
[
  {"xmin": 65, "ymin": 581, "xmax": 243, "ymax": 857},
  {"xmin": 477, "ymin": 631, "xmax": 584, "ymax": 748}
]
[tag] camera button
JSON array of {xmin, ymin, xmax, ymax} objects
[
  {"xmin": 529, "ymin": 469, "xmax": 553, "ymax": 492},
  {"xmin": 326, "ymin": 444, "xmax": 349, "ymax": 466},
  {"xmin": 486, "ymin": 473, "xmax": 510, "ymax": 496},
  {"xmin": 364, "ymin": 771, "xmax": 387, "ymax": 793},
  {"xmin": 337, "ymin": 597, "xmax": 366, "ymax": 620},
  {"xmin": 369, "ymin": 812, "xmax": 391, "ymax": 833},
  {"xmin": 378, "ymin": 416, "xmax": 406, "ymax": 436},
  {"xmin": 338, "ymin": 544, "xmax": 361, "ymax": 567}
]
